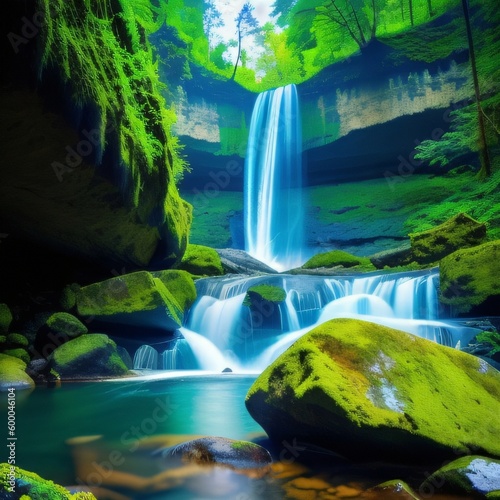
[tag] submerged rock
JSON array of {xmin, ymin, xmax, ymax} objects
[
  {"xmin": 419, "ymin": 455, "xmax": 500, "ymax": 498},
  {"xmin": 155, "ymin": 436, "xmax": 272, "ymax": 472},
  {"xmin": 76, "ymin": 271, "xmax": 184, "ymax": 331},
  {"xmin": 51, "ymin": 334, "xmax": 129, "ymax": 380},
  {"xmin": 439, "ymin": 239, "xmax": 500, "ymax": 315},
  {"xmin": 362, "ymin": 479, "xmax": 419, "ymax": 499},
  {"xmin": 0, "ymin": 353, "xmax": 35, "ymax": 391},
  {"xmin": 409, "ymin": 212, "xmax": 486, "ymax": 264},
  {"xmin": 245, "ymin": 318, "xmax": 500, "ymax": 463}
]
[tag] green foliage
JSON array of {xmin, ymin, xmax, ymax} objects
[
  {"xmin": 302, "ymin": 250, "xmax": 375, "ymax": 270},
  {"xmin": 243, "ymin": 285, "xmax": 287, "ymax": 307},
  {"xmin": 414, "ymin": 0, "xmax": 500, "ymax": 172},
  {"xmin": 476, "ymin": 331, "xmax": 500, "ymax": 357}
]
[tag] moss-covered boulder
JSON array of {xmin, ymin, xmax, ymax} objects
[
  {"xmin": 151, "ymin": 269, "xmax": 197, "ymax": 312},
  {"xmin": 301, "ymin": 250, "xmax": 375, "ymax": 271},
  {"xmin": 0, "ymin": 354, "xmax": 35, "ymax": 391},
  {"xmin": 409, "ymin": 212, "xmax": 487, "ymax": 264},
  {"xmin": 245, "ymin": 318, "xmax": 500, "ymax": 463},
  {"xmin": 76, "ymin": 271, "xmax": 184, "ymax": 331},
  {"xmin": 176, "ymin": 244, "xmax": 224, "ymax": 276},
  {"xmin": 3, "ymin": 348, "xmax": 30, "ymax": 365},
  {"xmin": 0, "ymin": 303, "xmax": 13, "ymax": 333},
  {"xmin": 419, "ymin": 456, "xmax": 500, "ymax": 498},
  {"xmin": 5, "ymin": 333, "xmax": 29, "ymax": 348},
  {"xmin": 0, "ymin": 463, "xmax": 96, "ymax": 499},
  {"xmin": 439, "ymin": 240, "xmax": 500, "ymax": 315},
  {"xmin": 51, "ymin": 334, "xmax": 129, "ymax": 380},
  {"xmin": 243, "ymin": 285, "xmax": 287, "ymax": 307}
]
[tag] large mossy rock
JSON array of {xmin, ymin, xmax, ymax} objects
[
  {"xmin": 439, "ymin": 240, "xmax": 500, "ymax": 315},
  {"xmin": 0, "ymin": 463, "xmax": 96, "ymax": 499},
  {"xmin": 176, "ymin": 244, "xmax": 224, "ymax": 276},
  {"xmin": 245, "ymin": 318, "xmax": 500, "ymax": 463},
  {"xmin": 151, "ymin": 269, "xmax": 197, "ymax": 312},
  {"xmin": 0, "ymin": 353, "xmax": 35, "ymax": 391},
  {"xmin": 76, "ymin": 271, "xmax": 184, "ymax": 331},
  {"xmin": 419, "ymin": 456, "xmax": 500, "ymax": 498},
  {"xmin": 409, "ymin": 212, "xmax": 486, "ymax": 264},
  {"xmin": 51, "ymin": 334, "xmax": 129, "ymax": 380}
]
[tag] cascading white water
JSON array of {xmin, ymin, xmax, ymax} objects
[
  {"xmin": 244, "ymin": 84, "xmax": 304, "ymax": 271},
  {"xmin": 177, "ymin": 269, "xmax": 481, "ymax": 371}
]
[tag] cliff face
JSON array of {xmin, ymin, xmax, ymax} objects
[
  {"xmin": 173, "ymin": 40, "xmax": 470, "ymax": 189},
  {"xmin": 1, "ymin": 0, "xmax": 191, "ymax": 273}
]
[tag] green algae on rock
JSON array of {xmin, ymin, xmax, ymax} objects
[
  {"xmin": 301, "ymin": 250, "xmax": 375, "ymax": 271},
  {"xmin": 245, "ymin": 318, "xmax": 500, "ymax": 463},
  {"xmin": 175, "ymin": 244, "xmax": 224, "ymax": 276},
  {"xmin": 419, "ymin": 455, "xmax": 500, "ymax": 498},
  {"xmin": 0, "ymin": 354, "xmax": 35, "ymax": 391},
  {"xmin": 362, "ymin": 479, "xmax": 420, "ymax": 499},
  {"xmin": 51, "ymin": 334, "xmax": 129, "ymax": 380},
  {"xmin": 439, "ymin": 240, "xmax": 500, "ymax": 314},
  {"xmin": 0, "ymin": 463, "xmax": 96, "ymax": 499},
  {"xmin": 409, "ymin": 212, "xmax": 487, "ymax": 264},
  {"xmin": 76, "ymin": 271, "xmax": 184, "ymax": 331},
  {"xmin": 243, "ymin": 285, "xmax": 287, "ymax": 307}
]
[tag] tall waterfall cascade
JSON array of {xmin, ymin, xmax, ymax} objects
[
  {"xmin": 244, "ymin": 84, "xmax": 305, "ymax": 272},
  {"xmin": 133, "ymin": 269, "xmax": 481, "ymax": 372}
]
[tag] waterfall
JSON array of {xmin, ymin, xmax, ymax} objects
[{"xmin": 244, "ymin": 84, "xmax": 304, "ymax": 272}]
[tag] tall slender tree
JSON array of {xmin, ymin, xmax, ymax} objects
[
  {"xmin": 230, "ymin": 2, "xmax": 259, "ymax": 80},
  {"xmin": 203, "ymin": 0, "xmax": 223, "ymax": 60}
]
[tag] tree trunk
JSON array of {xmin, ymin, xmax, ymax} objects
[
  {"xmin": 461, "ymin": 0, "xmax": 491, "ymax": 177},
  {"xmin": 427, "ymin": 0, "xmax": 434, "ymax": 17},
  {"xmin": 230, "ymin": 24, "xmax": 242, "ymax": 80},
  {"xmin": 409, "ymin": 0, "xmax": 414, "ymax": 25}
]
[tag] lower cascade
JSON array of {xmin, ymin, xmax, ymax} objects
[{"xmin": 134, "ymin": 269, "xmax": 481, "ymax": 372}]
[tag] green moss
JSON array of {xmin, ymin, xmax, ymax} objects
[
  {"xmin": 246, "ymin": 318, "xmax": 500, "ymax": 461},
  {"xmin": 46, "ymin": 312, "xmax": 88, "ymax": 338},
  {"xmin": 439, "ymin": 240, "xmax": 500, "ymax": 313},
  {"xmin": 0, "ymin": 463, "xmax": 97, "ymax": 499},
  {"xmin": 409, "ymin": 213, "xmax": 487, "ymax": 264},
  {"xmin": 60, "ymin": 283, "xmax": 80, "ymax": 311},
  {"xmin": 302, "ymin": 250, "xmax": 375, "ymax": 270},
  {"xmin": 243, "ymin": 285, "xmax": 287, "ymax": 307},
  {"xmin": 0, "ymin": 353, "xmax": 34, "ymax": 391},
  {"xmin": 176, "ymin": 244, "xmax": 224, "ymax": 276},
  {"xmin": 3, "ymin": 348, "xmax": 30, "ymax": 365},
  {"xmin": 0, "ymin": 303, "xmax": 13, "ymax": 334},
  {"xmin": 6, "ymin": 333, "xmax": 29, "ymax": 348},
  {"xmin": 38, "ymin": 0, "xmax": 191, "ymax": 260},
  {"xmin": 152, "ymin": 269, "xmax": 197, "ymax": 312},
  {"xmin": 51, "ymin": 334, "xmax": 129, "ymax": 379}
]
